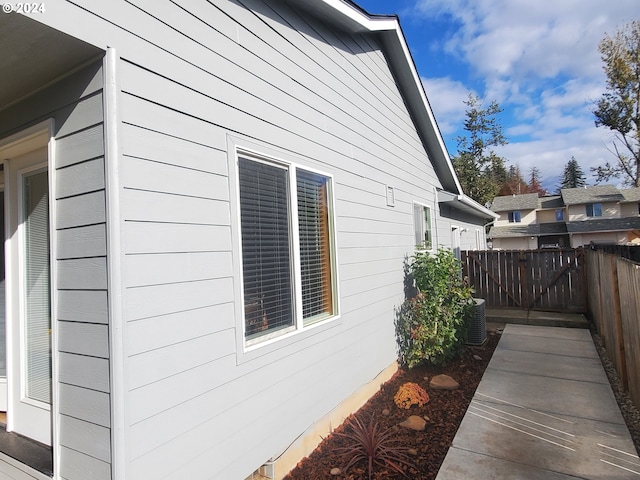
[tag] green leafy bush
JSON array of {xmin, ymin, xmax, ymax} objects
[{"xmin": 395, "ymin": 248, "xmax": 474, "ymax": 367}]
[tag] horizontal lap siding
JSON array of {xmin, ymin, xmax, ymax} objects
[
  {"xmin": 0, "ymin": 61, "xmax": 111, "ymax": 480},
  {"xmin": 64, "ymin": 0, "xmax": 443, "ymax": 478},
  {"xmin": 53, "ymin": 67, "xmax": 112, "ymax": 480}
]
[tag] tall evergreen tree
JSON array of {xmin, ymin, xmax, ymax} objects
[
  {"xmin": 452, "ymin": 93, "xmax": 508, "ymax": 205},
  {"xmin": 558, "ymin": 156, "xmax": 587, "ymax": 191},
  {"xmin": 528, "ymin": 167, "xmax": 546, "ymax": 195}
]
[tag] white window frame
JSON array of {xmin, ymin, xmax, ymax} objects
[
  {"xmin": 229, "ymin": 141, "xmax": 340, "ymax": 353},
  {"xmin": 586, "ymin": 203, "xmax": 603, "ymax": 217},
  {"xmin": 413, "ymin": 202, "xmax": 433, "ymax": 251},
  {"xmin": 508, "ymin": 210, "xmax": 522, "ymax": 223}
]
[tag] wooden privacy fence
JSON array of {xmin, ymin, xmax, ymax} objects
[
  {"xmin": 586, "ymin": 249, "xmax": 640, "ymax": 410},
  {"xmin": 461, "ymin": 249, "xmax": 586, "ymax": 312}
]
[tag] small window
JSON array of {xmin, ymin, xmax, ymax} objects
[
  {"xmin": 555, "ymin": 209, "xmax": 564, "ymax": 221},
  {"xmin": 586, "ymin": 203, "xmax": 602, "ymax": 217},
  {"xmin": 238, "ymin": 156, "xmax": 337, "ymax": 343},
  {"xmin": 508, "ymin": 211, "xmax": 521, "ymax": 223},
  {"xmin": 413, "ymin": 203, "xmax": 432, "ymax": 250}
]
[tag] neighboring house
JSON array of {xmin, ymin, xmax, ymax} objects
[
  {"xmin": 0, "ymin": 2, "xmax": 495, "ymax": 480},
  {"xmin": 487, "ymin": 193, "xmax": 542, "ymax": 250},
  {"xmin": 489, "ymin": 185, "xmax": 640, "ymax": 250}
]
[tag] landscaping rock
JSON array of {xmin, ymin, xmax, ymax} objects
[
  {"xmin": 473, "ymin": 354, "xmax": 482, "ymax": 361},
  {"xmin": 407, "ymin": 448, "xmax": 418, "ymax": 456},
  {"xmin": 330, "ymin": 467, "xmax": 341, "ymax": 476},
  {"xmin": 429, "ymin": 374, "xmax": 459, "ymax": 390},
  {"xmin": 399, "ymin": 415, "xmax": 426, "ymax": 431},
  {"xmin": 382, "ymin": 408, "xmax": 390, "ymax": 416}
]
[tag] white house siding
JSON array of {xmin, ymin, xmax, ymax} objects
[
  {"xmin": 0, "ymin": 61, "xmax": 111, "ymax": 480},
  {"xmin": 568, "ymin": 202, "xmax": 621, "ymax": 221},
  {"xmin": 493, "ymin": 237, "xmax": 535, "ymax": 250},
  {"xmin": 621, "ymin": 203, "xmax": 640, "ymax": 217},
  {"xmin": 537, "ymin": 209, "xmax": 562, "ymax": 223},
  {"xmin": 31, "ymin": 1, "xmax": 455, "ymax": 478},
  {"xmin": 436, "ymin": 204, "xmax": 488, "ymax": 251},
  {"xmin": 495, "ymin": 208, "xmax": 536, "ymax": 227},
  {"xmin": 570, "ymin": 232, "xmax": 628, "ymax": 248}
]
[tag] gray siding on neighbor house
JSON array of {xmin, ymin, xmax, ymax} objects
[
  {"xmin": 0, "ymin": 61, "xmax": 111, "ymax": 480},
  {"xmin": 44, "ymin": 1, "xmax": 445, "ymax": 479}
]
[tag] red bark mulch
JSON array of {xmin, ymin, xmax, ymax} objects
[{"xmin": 284, "ymin": 329, "xmax": 501, "ymax": 480}]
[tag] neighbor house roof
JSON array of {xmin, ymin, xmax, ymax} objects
[
  {"xmin": 560, "ymin": 185, "xmax": 625, "ymax": 205},
  {"xmin": 539, "ymin": 195, "xmax": 564, "ymax": 209},
  {"xmin": 489, "ymin": 222, "xmax": 568, "ymax": 239},
  {"xmin": 296, "ymin": 0, "xmax": 497, "ymax": 220},
  {"xmin": 491, "ymin": 193, "xmax": 539, "ymax": 212},
  {"xmin": 621, "ymin": 187, "xmax": 640, "ymax": 203},
  {"xmin": 566, "ymin": 217, "xmax": 640, "ymax": 233},
  {"xmin": 489, "ymin": 224, "xmax": 539, "ymax": 238}
]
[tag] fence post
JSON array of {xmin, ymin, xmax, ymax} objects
[
  {"xmin": 518, "ymin": 250, "xmax": 528, "ymax": 309},
  {"xmin": 609, "ymin": 255, "xmax": 627, "ymax": 390}
]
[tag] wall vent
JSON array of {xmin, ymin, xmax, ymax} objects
[{"xmin": 386, "ymin": 185, "xmax": 395, "ymax": 207}]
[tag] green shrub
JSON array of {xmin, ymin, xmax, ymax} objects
[{"xmin": 395, "ymin": 248, "xmax": 474, "ymax": 367}]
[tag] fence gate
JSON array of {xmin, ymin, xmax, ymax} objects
[{"xmin": 461, "ymin": 249, "xmax": 586, "ymax": 312}]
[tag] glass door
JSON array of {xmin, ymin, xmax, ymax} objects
[{"xmin": 5, "ymin": 146, "xmax": 51, "ymax": 446}]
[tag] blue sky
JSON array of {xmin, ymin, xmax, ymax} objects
[{"xmin": 354, "ymin": 0, "xmax": 638, "ymax": 192}]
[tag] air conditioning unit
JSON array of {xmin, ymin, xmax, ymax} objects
[{"xmin": 467, "ymin": 298, "xmax": 487, "ymax": 346}]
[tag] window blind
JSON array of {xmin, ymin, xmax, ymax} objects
[
  {"xmin": 23, "ymin": 170, "xmax": 51, "ymax": 404},
  {"xmin": 297, "ymin": 170, "xmax": 332, "ymax": 321},
  {"xmin": 239, "ymin": 158, "xmax": 293, "ymax": 338}
]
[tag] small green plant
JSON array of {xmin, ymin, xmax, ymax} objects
[
  {"xmin": 334, "ymin": 414, "xmax": 414, "ymax": 479},
  {"xmin": 395, "ymin": 248, "xmax": 474, "ymax": 367}
]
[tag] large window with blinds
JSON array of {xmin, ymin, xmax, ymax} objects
[{"xmin": 238, "ymin": 156, "xmax": 336, "ymax": 343}]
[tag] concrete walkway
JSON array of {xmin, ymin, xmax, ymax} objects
[{"xmin": 436, "ymin": 324, "xmax": 640, "ymax": 479}]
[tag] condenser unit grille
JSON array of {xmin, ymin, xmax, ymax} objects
[{"xmin": 467, "ymin": 298, "xmax": 487, "ymax": 345}]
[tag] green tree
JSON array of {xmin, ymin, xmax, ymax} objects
[
  {"xmin": 452, "ymin": 93, "xmax": 508, "ymax": 205},
  {"xmin": 592, "ymin": 19, "xmax": 640, "ymax": 187},
  {"xmin": 558, "ymin": 156, "xmax": 587, "ymax": 191}
]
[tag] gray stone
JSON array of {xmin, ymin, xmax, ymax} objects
[
  {"xmin": 399, "ymin": 415, "xmax": 426, "ymax": 431},
  {"xmin": 430, "ymin": 374, "xmax": 459, "ymax": 390},
  {"xmin": 473, "ymin": 354, "xmax": 482, "ymax": 361}
]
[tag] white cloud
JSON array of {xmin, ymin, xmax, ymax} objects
[
  {"xmin": 406, "ymin": 0, "xmax": 637, "ymax": 190},
  {"xmin": 412, "ymin": 0, "xmax": 636, "ymax": 85},
  {"xmin": 420, "ymin": 76, "xmax": 472, "ymax": 136}
]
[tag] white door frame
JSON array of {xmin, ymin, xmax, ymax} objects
[{"xmin": 0, "ymin": 120, "xmax": 56, "ymax": 448}]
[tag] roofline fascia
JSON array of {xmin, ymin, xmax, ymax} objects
[{"xmin": 302, "ymin": 0, "xmax": 465, "ymax": 196}]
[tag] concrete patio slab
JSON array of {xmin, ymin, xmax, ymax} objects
[
  {"xmin": 476, "ymin": 368, "xmax": 624, "ymax": 425},
  {"xmin": 486, "ymin": 309, "xmax": 589, "ymax": 329},
  {"xmin": 497, "ymin": 332, "xmax": 600, "ymax": 359},
  {"xmin": 436, "ymin": 323, "xmax": 640, "ymax": 479},
  {"xmin": 436, "ymin": 447, "xmax": 585, "ymax": 480},
  {"xmin": 488, "ymin": 348, "xmax": 610, "ymax": 384},
  {"xmin": 498, "ymin": 323, "xmax": 593, "ymax": 342}
]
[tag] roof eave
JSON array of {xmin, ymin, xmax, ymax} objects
[
  {"xmin": 438, "ymin": 191, "xmax": 499, "ymax": 220},
  {"xmin": 292, "ymin": 0, "xmax": 466, "ymax": 198}
]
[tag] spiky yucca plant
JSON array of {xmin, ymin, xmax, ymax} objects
[{"xmin": 333, "ymin": 414, "xmax": 414, "ymax": 479}]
